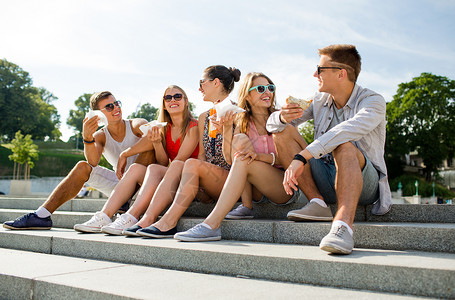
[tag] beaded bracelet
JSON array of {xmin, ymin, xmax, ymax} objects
[{"xmin": 83, "ymin": 138, "xmax": 95, "ymax": 144}]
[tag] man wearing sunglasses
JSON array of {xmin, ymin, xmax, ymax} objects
[
  {"xmin": 267, "ymin": 44, "xmax": 391, "ymax": 254},
  {"xmin": 3, "ymin": 91, "xmax": 154, "ymax": 230}
]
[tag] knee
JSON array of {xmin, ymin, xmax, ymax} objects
[
  {"xmin": 333, "ymin": 142, "xmax": 356, "ymax": 158},
  {"xmin": 125, "ymin": 163, "xmax": 146, "ymax": 175},
  {"xmin": 272, "ymin": 125, "xmax": 297, "ymax": 145},
  {"xmin": 74, "ymin": 161, "xmax": 92, "ymax": 175},
  {"xmin": 183, "ymin": 158, "xmax": 201, "ymax": 173},
  {"xmin": 232, "ymin": 133, "xmax": 249, "ymax": 147}
]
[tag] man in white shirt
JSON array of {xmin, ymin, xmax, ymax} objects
[
  {"xmin": 3, "ymin": 91, "xmax": 153, "ymax": 230},
  {"xmin": 266, "ymin": 44, "xmax": 392, "ymax": 254}
]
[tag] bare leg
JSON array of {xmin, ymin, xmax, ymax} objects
[
  {"xmin": 152, "ymin": 159, "xmax": 229, "ymax": 231},
  {"xmin": 134, "ymin": 160, "xmax": 184, "ymax": 227},
  {"xmin": 332, "ymin": 142, "xmax": 365, "ymax": 227},
  {"xmin": 101, "ymin": 163, "xmax": 147, "ymax": 218},
  {"xmin": 273, "ymin": 125, "xmax": 323, "ymax": 201},
  {"xmin": 42, "ymin": 161, "xmax": 92, "ymax": 213},
  {"xmin": 205, "ymin": 152, "xmax": 291, "ymax": 229}
]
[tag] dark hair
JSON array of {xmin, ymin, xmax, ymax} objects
[
  {"xmin": 204, "ymin": 65, "xmax": 241, "ymax": 94},
  {"xmin": 90, "ymin": 91, "xmax": 113, "ymax": 110}
]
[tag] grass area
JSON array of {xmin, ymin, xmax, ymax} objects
[
  {"xmin": 389, "ymin": 174, "xmax": 455, "ymax": 198},
  {"xmin": 0, "ymin": 141, "xmax": 111, "ymax": 177}
]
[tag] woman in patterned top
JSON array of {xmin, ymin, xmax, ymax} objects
[
  {"xmin": 175, "ymin": 72, "xmax": 299, "ymax": 241},
  {"xmin": 74, "ymin": 85, "xmax": 199, "ymax": 235},
  {"xmin": 135, "ymin": 65, "xmax": 242, "ymax": 238}
]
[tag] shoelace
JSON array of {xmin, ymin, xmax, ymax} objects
[
  {"xmin": 17, "ymin": 213, "xmax": 34, "ymax": 222},
  {"xmin": 86, "ymin": 213, "xmax": 106, "ymax": 225},
  {"xmin": 333, "ymin": 226, "xmax": 346, "ymax": 238},
  {"xmin": 113, "ymin": 215, "xmax": 131, "ymax": 227}
]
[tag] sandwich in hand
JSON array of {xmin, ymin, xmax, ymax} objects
[{"xmin": 286, "ymin": 96, "xmax": 313, "ymax": 111}]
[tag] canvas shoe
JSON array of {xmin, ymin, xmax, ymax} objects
[
  {"xmin": 287, "ymin": 201, "xmax": 333, "ymax": 221},
  {"xmin": 122, "ymin": 225, "xmax": 143, "ymax": 237},
  {"xmin": 74, "ymin": 211, "xmax": 111, "ymax": 233},
  {"xmin": 174, "ymin": 223, "xmax": 221, "ymax": 242},
  {"xmin": 225, "ymin": 204, "xmax": 254, "ymax": 219},
  {"xmin": 3, "ymin": 212, "xmax": 52, "ymax": 230},
  {"xmin": 101, "ymin": 213, "xmax": 137, "ymax": 236},
  {"xmin": 137, "ymin": 225, "xmax": 177, "ymax": 238},
  {"xmin": 319, "ymin": 225, "xmax": 354, "ymax": 254}
]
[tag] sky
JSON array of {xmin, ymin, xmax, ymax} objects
[{"xmin": 1, "ymin": 0, "xmax": 454, "ymax": 141}]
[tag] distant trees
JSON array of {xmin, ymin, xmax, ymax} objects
[
  {"xmin": 67, "ymin": 93, "xmax": 92, "ymax": 135},
  {"xmin": 128, "ymin": 103, "xmax": 158, "ymax": 120},
  {"xmin": 386, "ymin": 72, "xmax": 455, "ymax": 181},
  {"xmin": 0, "ymin": 59, "xmax": 61, "ymax": 140}
]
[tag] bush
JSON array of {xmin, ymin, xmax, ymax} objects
[{"xmin": 389, "ymin": 174, "xmax": 455, "ymax": 198}]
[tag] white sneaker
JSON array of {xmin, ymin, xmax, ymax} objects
[
  {"xmin": 74, "ymin": 211, "xmax": 111, "ymax": 233},
  {"xmin": 101, "ymin": 213, "xmax": 137, "ymax": 236}
]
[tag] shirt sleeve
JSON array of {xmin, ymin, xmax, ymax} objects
[
  {"xmin": 306, "ymin": 93, "xmax": 386, "ymax": 159},
  {"xmin": 266, "ymin": 102, "xmax": 314, "ymax": 133}
]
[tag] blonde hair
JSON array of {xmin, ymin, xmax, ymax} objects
[
  {"xmin": 236, "ymin": 72, "xmax": 277, "ymax": 134},
  {"xmin": 157, "ymin": 85, "xmax": 195, "ymax": 141}
]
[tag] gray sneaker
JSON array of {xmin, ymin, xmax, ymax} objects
[
  {"xmin": 287, "ymin": 201, "xmax": 333, "ymax": 221},
  {"xmin": 174, "ymin": 223, "xmax": 221, "ymax": 242},
  {"xmin": 225, "ymin": 204, "xmax": 254, "ymax": 219},
  {"xmin": 319, "ymin": 225, "xmax": 354, "ymax": 254}
]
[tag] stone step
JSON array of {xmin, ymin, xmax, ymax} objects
[
  {"xmin": 1, "ymin": 208, "xmax": 454, "ymax": 253},
  {"xmin": 1, "ymin": 196, "xmax": 455, "ymax": 222},
  {"xmin": 0, "ymin": 228, "xmax": 453, "ymax": 298},
  {"xmin": 0, "ymin": 248, "xmax": 418, "ymax": 300}
]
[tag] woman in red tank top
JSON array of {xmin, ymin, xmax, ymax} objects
[{"xmin": 79, "ymin": 85, "xmax": 199, "ymax": 236}]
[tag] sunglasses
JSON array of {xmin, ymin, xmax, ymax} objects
[
  {"xmin": 101, "ymin": 100, "xmax": 122, "ymax": 112},
  {"xmin": 248, "ymin": 84, "xmax": 276, "ymax": 94},
  {"xmin": 317, "ymin": 65, "xmax": 342, "ymax": 75},
  {"xmin": 163, "ymin": 93, "xmax": 183, "ymax": 102},
  {"xmin": 199, "ymin": 78, "xmax": 213, "ymax": 88}
]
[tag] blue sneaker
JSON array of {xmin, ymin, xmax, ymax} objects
[
  {"xmin": 137, "ymin": 225, "xmax": 177, "ymax": 238},
  {"xmin": 3, "ymin": 213, "xmax": 52, "ymax": 230},
  {"xmin": 174, "ymin": 223, "xmax": 221, "ymax": 242},
  {"xmin": 122, "ymin": 225, "xmax": 143, "ymax": 237}
]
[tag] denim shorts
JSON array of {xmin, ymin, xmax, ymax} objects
[
  {"xmin": 257, "ymin": 188, "xmax": 300, "ymax": 206},
  {"xmin": 309, "ymin": 155, "xmax": 379, "ymax": 205}
]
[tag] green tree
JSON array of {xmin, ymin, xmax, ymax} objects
[
  {"xmin": 298, "ymin": 120, "xmax": 314, "ymax": 144},
  {"xmin": 386, "ymin": 72, "xmax": 455, "ymax": 181},
  {"xmin": 0, "ymin": 59, "xmax": 61, "ymax": 140},
  {"xmin": 3, "ymin": 131, "xmax": 39, "ymax": 180},
  {"xmin": 67, "ymin": 93, "xmax": 92, "ymax": 134},
  {"xmin": 128, "ymin": 103, "xmax": 158, "ymax": 120}
]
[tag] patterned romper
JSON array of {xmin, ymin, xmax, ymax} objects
[{"xmin": 202, "ymin": 110, "xmax": 231, "ymax": 170}]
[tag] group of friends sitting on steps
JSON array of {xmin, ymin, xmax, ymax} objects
[{"xmin": 3, "ymin": 44, "xmax": 392, "ymax": 255}]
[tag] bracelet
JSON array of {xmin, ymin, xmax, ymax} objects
[
  {"xmin": 83, "ymin": 138, "xmax": 95, "ymax": 144},
  {"xmin": 270, "ymin": 152, "xmax": 276, "ymax": 166},
  {"xmin": 293, "ymin": 153, "xmax": 307, "ymax": 165}
]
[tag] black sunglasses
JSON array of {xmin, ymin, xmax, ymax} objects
[
  {"xmin": 317, "ymin": 65, "xmax": 342, "ymax": 75},
  {"xmin": 163, "ymin": 93, "xmax": 183, "ymax": 102},
  {"xmin": 101, "ymin": 100, "xmax": 122, "ymax": 112}
]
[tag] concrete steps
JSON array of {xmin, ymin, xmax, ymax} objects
[
  {"xmin": 0, "ymin": 228, "xmax": 454, "ymax": 298},
  {"xmin": 2, "ymin": 196, "xmax": 455, "ymax": 222},
  {"xmin": 1, "ymin": 196, "xmax": 455, "ymax": 298},
  {"xmin": 1, "ymin": 208, "xmax": 454, "ymax": 253},
  {"xmin": 0, "ymin": 248, "xmax": 418, "ymax": 300}
]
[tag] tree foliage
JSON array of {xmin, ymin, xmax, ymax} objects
[
  {"xmin": 0, "ymin": 59, "xmax": 61, "ymax": 140},
  {"xmin": 67, "ymin": 93, "xmax": 93, "ymax": 134},
  {"xmin": 3, "ymin": 131, "xmax": 39, "ymax": 180},
  {"xmin": 298, "ymin": 120, "xmax": 315, "ymax": 144},
  {"xmin": 128, "ymin": 103, "xmax": 158, "ymax": 120},
  {"xmin": 386, "ymin": 72, "xmax": 455, "ymax": 181}
]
